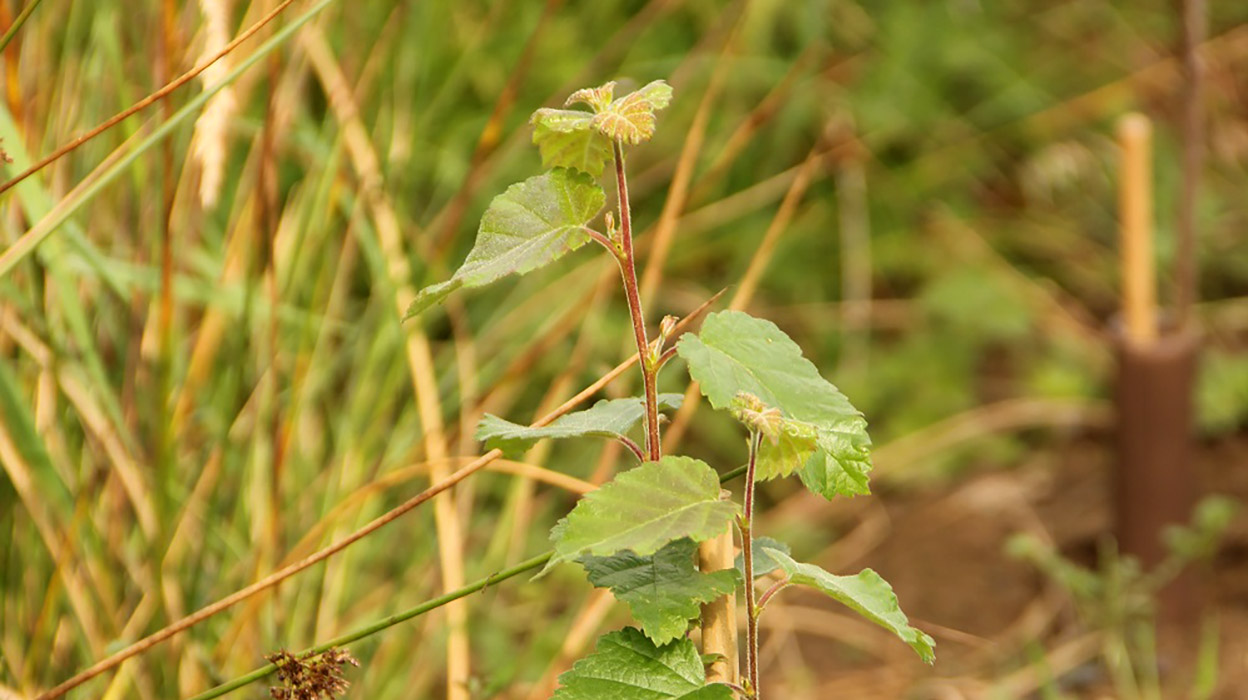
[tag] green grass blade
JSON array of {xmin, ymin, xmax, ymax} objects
[{"xmin": 0, "ymin": 0, "xmax": 339, "ymax": 278}]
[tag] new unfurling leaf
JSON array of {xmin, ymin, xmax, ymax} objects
[
  {"xmin": 591, "ymin": 80, "xmax": 672, "ymax": 144},
  {"xmin": 531, "ymin": 109, "xmax": 614, "ymax": 177},
  {"xmin": 530, "ymin": 80, "xmax": 673, "ymax": 176}
]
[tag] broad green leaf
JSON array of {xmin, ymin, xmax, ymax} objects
[
  {"xmin": 591, "ymin": 80, "xmax": 673, "ymax": 144},
  {"xmin": 581, "ymin": 538, "xmax": 741, "ymax": 645},
  {"xmin": 404, "ymin": 169, "xmax": 605, "ymax": 319},
  {"xmin": 762, "ymin": 546, "xmax": 936, "ymax": 664},
  {"xmin": 676, "ymin": 310, "xmax": 872, "ymax": 497},
  {"xmin": 476, "ymin": 394, "xmax": 683, "ymax": 459},
  {"xmin": 797, "ymin": 447, "xmax": 871, "ymax": 500},
  {"xmin": 530, "ymin": 109, "xmax": 613, "ymax": 176},
  {"xmin": 735, "ymin": 537, "xmax": 792, "ymax": 579},
  {"xmin": 552, "ymin": 628, "xmax": 734, "ymax": 700},
  {"xmin": 543, "ymin": 456, "xmax": 739, "ymax": 575}
]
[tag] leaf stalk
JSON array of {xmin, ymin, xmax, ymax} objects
[
  {"xmin": 583, "ymin": 226, "xmax": 616, "ymax": 252},
  {"xmin": 615, "ymin": 434, "xmax": 646, "ymax": 461},
  {"xmin": 755, "ymin": 577, "xmax": 791, "ymax": 617}
]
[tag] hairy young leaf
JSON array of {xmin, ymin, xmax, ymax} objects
[
  {"xmin": 530, "ymin": 109, "xmax": 613, "ymax": 176},
  {"xmin": 592, "ymin": 80, "xmax": 673, "ymax": 144},
  {"xmin": 565, "ymin": 81, "xmax": 617, "ymax": 111},
  {"xmin": 542, "ymin": 456, "xmax": 739, "ymax": 575},
  {"xmin": 676, "ymin": 310, "xmax": 872, "ymax": 497},
  {"xmin": 476, "ymin": 394, "xmax": 683, "ymax": 459},
  {"xmin": 762, "ymin": 546, "xmax": 936, "ymax": 664},
  {"xmin": 581, "ymin": 538, "xmax": 741, "ymax": 645},
  {"xmin": 552, "ymin": 628, "xmax": 733, "ymax": 700},
  {"xmin": 729, "ymin": 392, "xmax": 824, "ymax": 483},
  {"xmin": 404, "ymin": 169, "xmax": 605, "ymax": 319},
  {"xmin": 735, "ymin": 536, "xmax": 792, "ymax": 579}
]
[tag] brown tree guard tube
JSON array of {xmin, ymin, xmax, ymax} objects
[{"xmin": 1112, "ymin": 321, "xmax": 1201, "ymax": 622}]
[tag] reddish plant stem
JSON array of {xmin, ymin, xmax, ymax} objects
[
  {"xmin": 612, "ymin": 140, "xmax": 661, "ymax": 461},
  {"xmin": 740, "ymin": 430, "xmax": 763, "ymax": 697}
]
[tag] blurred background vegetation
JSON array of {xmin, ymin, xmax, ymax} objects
[{"xmin": 2, "ymin": 0, "xmax": 1247, "ymax": 697}]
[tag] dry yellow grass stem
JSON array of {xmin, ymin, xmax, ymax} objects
[
  {"xmin": 666, "ymin": 145, "xmax": 825, "ymax": 449},
  {"xmin": 300, "ymin": 25, "xmax": 469, "ymax": 700},
  {"xmin": 637, "ymin": 28, "xmax": 736, "ymax": 301},
  {"xmin": 191, "ymin": 0, "xmax": 238, "ymax": 208},
  {"xmin": 35, "ymin": 278, "xmax": 721, "ymax": 700},
  {"xmin": 0, "ymin": 422, "xmax": 107, "ymax": 659},
  {"xmin": 1, "ymin": 315, "xmax": 158, "ymax": 539},
  {"xmin": 0, "ymin": 0, "xmax": 299, "ymax": 198},
  {"xmin": 524, "ymin": 590, "xmax": 619, "ymax": 700}
]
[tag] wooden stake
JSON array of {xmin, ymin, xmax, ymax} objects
[
  {"xmin": 699, "ymin": 528, "xmax": 739, "ymax": 685},
  {"xmin": 1117, "ymin": 113, "xmax": 1158, "ymax": 346}
]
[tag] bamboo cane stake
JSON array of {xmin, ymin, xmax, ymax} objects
[
  {"xmin": 700, "ymin": 527, "xmax": 740, "ymax": 685},
  {"xmin": 1117, "ymin": 113, "xmax": 1157, "ymax": 346}
]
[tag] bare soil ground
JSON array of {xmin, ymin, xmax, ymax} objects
[{"xmin": 757, "ymin": 433, "xmax": 1248, "ymax": 699}]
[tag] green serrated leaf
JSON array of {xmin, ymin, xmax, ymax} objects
[
  {"xmin": 797, "ymin": 445, "xmax": 871, "ymax": 499},
  {"xmin": 542, "ymin": 456, "xmax": 739, "ymax": 576},
  {"xmin": 735, "ymin": 537, "xmax": 792, "ymax": 579},
  {"xmin": 676, "ymin": 310, "xmax": 872, "ymax": 497},
  {"xmin": 762, "ymin": 546, "xmax": 936, "ymax": 664},
  {"xmin": 404, "ymin": 169, "xmax": 605, "ymax": 320},
  {"xmin": 552, "ymin": 628, "xmax": 734, "ymax": 700},
  {"xmin": 475, "ymin": 394, "xmax": 683, "ymax": 459},
  {"xmin": 591, "ymin": 80, "xmax": 673, "ymax": 144},
  {"xmin": 530, "ymin": 109, "xmax": 613, "ymax": 176},
  {"xmin": 581, "ymin": 538, "xmax": 741, "ymax": 645}
]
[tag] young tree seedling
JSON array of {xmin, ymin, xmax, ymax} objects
[{"xmin": 405, "ymin": 78, "xmax": 935, "ymax": 698}]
